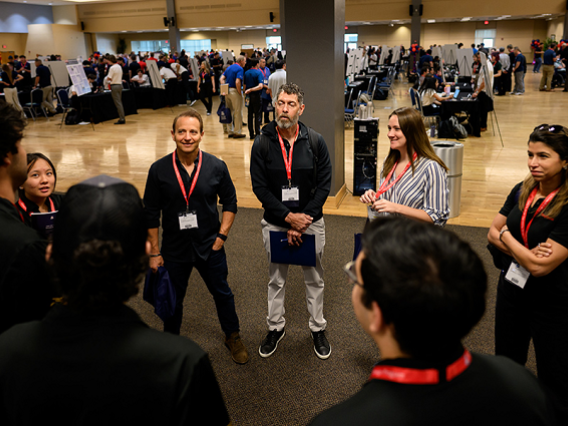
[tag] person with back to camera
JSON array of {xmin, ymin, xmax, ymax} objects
[
  {"xmin": 488, "ymin": 124, "xmax": 568, "ymax": 424},
  {"xmin": 0, "ymin": 174, "xmax": 232, "ymax": 426},
  {"xmin": 16, "ymin": 153, "xmax": 63, "ymax": 228},
  {"xmin": 310, "ymin": 216, "xmax": 557, "ymax": 426},
  {"xmin": 359, "ymin": 107, "xmax": 449, "ymax": 226}
]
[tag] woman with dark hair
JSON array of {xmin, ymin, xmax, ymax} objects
[
  {"xmin": 418, "ymin": 76, "xmax": 451, "ymax": 115},
  {"xmin": 1, "ymin": 63, "xmax": 24, "ymax": 114},
  {"xmin": 488, "ymin": 124, "xmax": 568, "ymax": 423},
  {"xmin": 360, "ymin": 107, "xmax": 449, "ymax": 225},
  {"xmin": 17, "ymin": 153, "xmax": 63, "ymax": 228},
  {"xmin": 197, "ymin": 61, "xmax": 215, "ymax": 115}
]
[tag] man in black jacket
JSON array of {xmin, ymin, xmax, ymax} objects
[
  {"xmin": 250, "ymin": 83, "xmax": 332, "ymax": 360},
  {"xmin": 0, "ymin": 103, "xmax": 53, "ymax": 334},
  {"xmin": 310, "ymin": 217, "xmax": 557, "ymax": 426}
]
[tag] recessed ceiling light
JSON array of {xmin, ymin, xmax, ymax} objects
[
  {"xmin": 392, "ymin": 20, "xmax": 399, "ymax": 22},
  {"xmin": 427, "ymin": 19, "xmax": 436, "ymax": 23},
  {"xmin": 192, "ymin": 30, "xmax": 199, "ymax": 32},
  {"xmin": 461, "ymin": 17, "xmax": 471, "ymax": 21},
  {"xmin": 501, "ymin": 15, "xmax": 511, "ymax": 18},
  {"xmin": 245, "ymin": 25, "xmax": 252, "ymax": 28}
]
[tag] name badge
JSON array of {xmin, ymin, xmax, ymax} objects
[
  {"xmin": 367, "ymin": 205, "xmax": 381, "ymax": 221},
  {"xmin": 504, "ymin": 261, "xmax": 530, "ymax": 289},
  {"xmin": 282, "ymin": 186, "xmax": 300, "ymax": 207},
  {"xmin": 264, "ymin": 79, "xmax": 269, "ymax": 85},
  {"xmin": 178, "ymin": 210, "xmax": 198, "ymax": 230}
]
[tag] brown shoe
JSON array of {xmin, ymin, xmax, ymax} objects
[{"xmin": 225, "ymin": 332, "xmax": 249, "ymax": 364}]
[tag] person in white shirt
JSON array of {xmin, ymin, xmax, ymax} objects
[
  {"xmin": 171, "ymin": 61, "xmax": 196, "ymax": 106},
  {"xmin": 131, "ymin": 69, "xmax": 150, "ymax": 87},
  {"xmin": 266, "ymin": 60, "xmax": 286, "ymax": 107},
  {"xmin": 104, "ymin": 55, "xmax": 125, "ymax": 125},
  {"xmin": 159, "ymin": 64, "xmax": 178, "ymax": 107}
]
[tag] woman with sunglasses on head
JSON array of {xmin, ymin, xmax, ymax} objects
[
  {"xmin": 488, "ymin": 124, "xmax": 568, "ymax": 423},
  {"xmin": 359, "ymin": 107, "xmax": 449, "ymax": 226},
  {"xmin": 17, "ymin": 153, "xmax": 62, "ymax": 229}
]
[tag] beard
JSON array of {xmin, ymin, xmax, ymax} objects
[{"xmin": 276, "ymin": 112, "xmax": 299, "ymax": 129}]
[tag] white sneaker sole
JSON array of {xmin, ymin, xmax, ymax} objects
[
  {"xmin": 312, "ymin": 332, "xmax": 332, "ymax": 360},
  {"xmin": 258, "ymin": 330, "xmax": 285, "ymax": 358}
]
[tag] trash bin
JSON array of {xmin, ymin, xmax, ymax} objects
[{"xmin": 432, "ymin": 142, "xmax": 464, "ymax": 218}]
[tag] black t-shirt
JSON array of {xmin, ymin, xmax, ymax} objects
[
  {"xmin": 36, "ymin": 65, "xmax": 51, "ymax": 87},
  {"xmin": 310, "ymin": 352, "xmax": 556, "ymax": 426},
  {"xmin": 0, "ymin": 304, "xmax": 231, "ymax": 426},
  {"xmin": 129, "ymin": 61, "xmax": 141, "ymax": 75},
  {"xmin": 1, "ymin": 71, "xmax": 19, "ymax": 89},
  {"xmin": 18, "ymin": 62, "xmax": 32, "ymax": 85},
  {"xmin": 500, "ymin": 182, "xmax": 568, "ymax": 295},
  {"xmin": 16, "ymin": 192, "xmax": 63, "ymax": 229}
]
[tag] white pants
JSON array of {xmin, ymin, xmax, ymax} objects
[
  {"xmin": 261, "ymin": 218, "xmax": 327, "ymax": 332},
  {"xmin": 41, "ymin": 86, "xmax": 57, "ymax": 113},
  {"xmin": 3, "ymin": 88, "xmax": 23, "ymax": 112},
  {"xmin": 226, "ymin": 87, "xmax": 243, "ymax": 135}
]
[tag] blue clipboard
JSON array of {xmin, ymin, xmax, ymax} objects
[{"xmin": 269, "ymin": 231, "xmax": 316, "ymax": 267}]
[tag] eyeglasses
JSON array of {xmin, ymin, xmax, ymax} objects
[
  {"xmin": 343, "ymin": 260, "xmax": 364, "ymax": 287},
  {"xmin": 533, "ymin": 124, "xmax": 564, "ymax": 133}
]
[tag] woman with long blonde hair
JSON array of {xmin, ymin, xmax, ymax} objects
[
  {"xmin": 1, "ymin": 63, "xmax": 24, "ymax": 114},
  {"xmin": 360, "ymin": 107, "xmax": 449, "ymax": 225}
]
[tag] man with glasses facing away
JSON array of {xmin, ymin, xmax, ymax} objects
[{"xmin": 310, "ymin": 216, "xmax": 557, "ymax": 426}]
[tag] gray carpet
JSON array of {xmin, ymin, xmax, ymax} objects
[{"xmin": 128, "ymin": 208, "xmax": 536, "ymax": 426}]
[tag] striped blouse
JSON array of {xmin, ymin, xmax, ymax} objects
[{"xmin": 377, "ymin": 156, "xmax": 450, "ymax": 226}]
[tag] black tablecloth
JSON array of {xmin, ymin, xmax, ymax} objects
[
  {"xmin": 78, "ymin": 90, "xmax": 137, "ymax": 124},
  {"xmin": 440, "ymin": 92, "xmax": 480, "ymax": 137},
  {"xmin": 133, "ymin": 87, "xmax": 167, "ymax": 110}
]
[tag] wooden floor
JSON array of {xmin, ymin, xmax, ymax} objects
[{"xmin": 21, "ymin": 72, "xmax": 567, "ymax": 228}]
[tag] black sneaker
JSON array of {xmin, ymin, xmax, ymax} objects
[
  {"xmin": 259, "ymin": 329, "xmax": 285, "ymax": 358},
  {"xmin": 312, "ymin": 330, "xmax": 331, "ymax": 359}
]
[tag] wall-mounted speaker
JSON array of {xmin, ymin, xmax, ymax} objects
[
  {"xmin": 270, "ymin": 12, "xmax": 275, "ymax": 22},
  {"xmin": 81, "ymin": 21, "xmax": 85, "ymax": 31}
]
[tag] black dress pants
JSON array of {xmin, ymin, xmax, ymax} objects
[
  {"xmin": 247, "ymin": 93, "xmax": 262, "ymax": 138},
  {"xmin": 199, "ymin": 83, "xmax": 213, "ymax": 113},
  {"xmin": 165, "ymin": 78, "xmax": 177, "ymax": 106}
]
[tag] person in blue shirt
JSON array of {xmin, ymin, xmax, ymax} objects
[
  {"xmin": 244, "ymin": 59, "xmax": 264, "ymax": 140},
  {"xmin": 471, "ymin": 43, "xmax": 478, "ymax": 55},
  {"xmin": 220, "ymin": 56, "xmax": 246, "ymax": 139},
  {"xmin": 418, "ymin": 49, "xmax": 433, "ymax": 70},
  {"xmin": 259, "ymin": 58, "xmax": 272, "ymax": 124},
  {"xmin": 33, "ymin": 59, "xmax": 57, "ymax": 116},
  {"xmin": 512, "ymin": 47, "xmax": 527, "ymax": 95},
  {"xmin": 540, "ymin": 42, "xmax": 557, "ymax": 91}
]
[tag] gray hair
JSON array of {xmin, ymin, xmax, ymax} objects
[{"xmin": 276, "ymin": 82, "xmax": 304, "ymax": 106}]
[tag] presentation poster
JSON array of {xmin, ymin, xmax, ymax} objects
[
  {"xmin": 66, "ymin": 64, "xmax": 91, "ymax": 96},
  {"xmin": 146, "ymin": 60, "xmax": 164, "ymax": 89}
]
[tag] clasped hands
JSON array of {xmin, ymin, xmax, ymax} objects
[
  {"xmin": 499, "ymin": 225, "xmax": 552, "ymax": 258},
  {"xmin": 285, "ymin": 212, "xmax": 313, "ymax": 246},
  {"xmin": 360, "ymin": 190, "xmax": 399, "ymax": 214}
]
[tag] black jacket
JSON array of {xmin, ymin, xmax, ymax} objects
[{"xmin": 250, "ymin": 121, "xmax": 332, "ymax": 228}]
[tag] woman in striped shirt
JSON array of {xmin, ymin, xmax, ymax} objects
[{"xmin": 360, "ymin": 107, "xmax": 450, "ymax": 226}]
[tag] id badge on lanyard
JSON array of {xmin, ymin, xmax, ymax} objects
[
  {"xmin": 278, "ymin": 126, "xmax": 300, "ymax": 208},
  {"xmin": 173, "ymin": 149, "xmax": 202, "ymax": 231},
  {"xmin": 179, "ymin": 210, "xmax": 199, "ymax": 230},
  {"xmin": 505, "ymin": 262, "xmax": 530, "ymax": 288},
  {"xmin": 282, "ymin": 185, "xmax": 300, "ymax": 207},
  {"xmin": 367, "ymin": 205, "xmax": 381, "ymax": 221}
]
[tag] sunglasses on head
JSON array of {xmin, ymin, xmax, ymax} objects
[{"xmin": 533, "ymin": 124, "xmax": 565, "ymax": 133}]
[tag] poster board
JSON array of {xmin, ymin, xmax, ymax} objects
[
  {"xmin": 352, "ymin": 48, "xmax": 364, "ymax": 74},
  {"xmin": 442, "ymin": 44, "xmax": 458, "ymax": 65},
  {"xmin": 456, "ymin": 48, "xmax": 474, "ymax": 77},
  {"xmin": 47, "ymin": 61, "xmax": 69, "ymax": 87},
  {"xmin": 391, "ymin": 45, "xmax": 401, "ymax": 63},
  {"xmin": 378, "ymin": 45, "xmax": 389, "ymax": 65},
  {"xmin": 189, "ymin": 57, "xmax": 199, "ymax": 82},
  {"xmin": 146, "ymin": 60, "xmax": 164, "ymax": 89},
  {"xmin": 346, "ymin": 51, "xmax": 355, "ymax": 77},
  {"xmin": 431, "ymin": 46, "xmax": 443, "ymax": 61},
  {"xmin": 66, "ymin": 64, "xmax": 91, "ymax": 96}
]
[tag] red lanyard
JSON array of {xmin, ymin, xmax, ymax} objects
[
  {"xmin": 172, "ymin": 150, "xmax": 203, "ymax": 209},
  {"xmin": 277, "ymin": 126, "xmax": 300, "ymax": 186},
  {"xmin": 11, "ymin": 202, "xmax": 25, "ymax": 223},
  {"xmin": 17, "ymin": 197, "xmax": 55, "ymax": 215},
  {"xmin": 260, "ymin": 68, "xmax": 267, "ymax": 79},
  {"xmin": 368, "ymin": 349, "xmax": 471, "ymax": 385},
  {"xmin": 375, "ymin": 152, "xmax": 418, "ymax": 199},
  {"xmin": 520, "ymin": 186, "xmax": 559, "ymax": 248}
]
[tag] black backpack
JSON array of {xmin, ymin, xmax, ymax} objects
[
  {"xmin": 65, "ymin": 109, "xmax": 80, "ymax": 125},
  {"xmin": 258, "ymin": 127, "xmax": 320, "ymax": 198}
]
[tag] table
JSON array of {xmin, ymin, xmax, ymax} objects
[
  {"xmin": 78, "ymin": 90, "xmax": 137, "ymax": 124},
  {"xmin": 133, "ymin": 87, "xmax": 167, "ymax": 110},
  {"xmin": 440, "ymin": 92, "xmax": 480, "ymax": 137}
]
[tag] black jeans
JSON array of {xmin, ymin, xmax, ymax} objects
[
  {"xmin": 163, "ymin": 247, "xmax": 240, "ymax": 337},
  {"xmin": 181, "ymin": 71, "xmax": 196, "ymax": 102},
  {"xmin": 262, "ymin": 97, "xmax": 274, "ymax": 124},
  {"xmin": 165, "ymin": 78, "xmax": 177, "ymax": 106},
  {"xmin": 199, "ymin": 83, "xmax": 213, "ymax": 113},
  {"xmin": 496, "ymin": 271, "xmax": 568, "ymax": 423},
  {"xmin": 247, "ymin": 93, "xmax": 262, "ymax": 138}
]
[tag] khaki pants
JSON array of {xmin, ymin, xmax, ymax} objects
[
  {"xmin": 41, "ymin": 86, "xmax": 56, "ymax": 113},
  {"xmin": 4, "ymin": 88, "xmax": 23, "ymax": 113},
  {"xmin": 540, "ymin": 65, "xmax": 555, "ymax": 90},
  {"xmin": 111, "ymin": 84, "xmax": 125, "ymax": 121},
  {"xmin": 226, "ymin": 87, "xmax": 243, "ymax": 135},
  {"xmin": 261, "ymin": 218, "xmax": 327, "ymax": 332}
]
